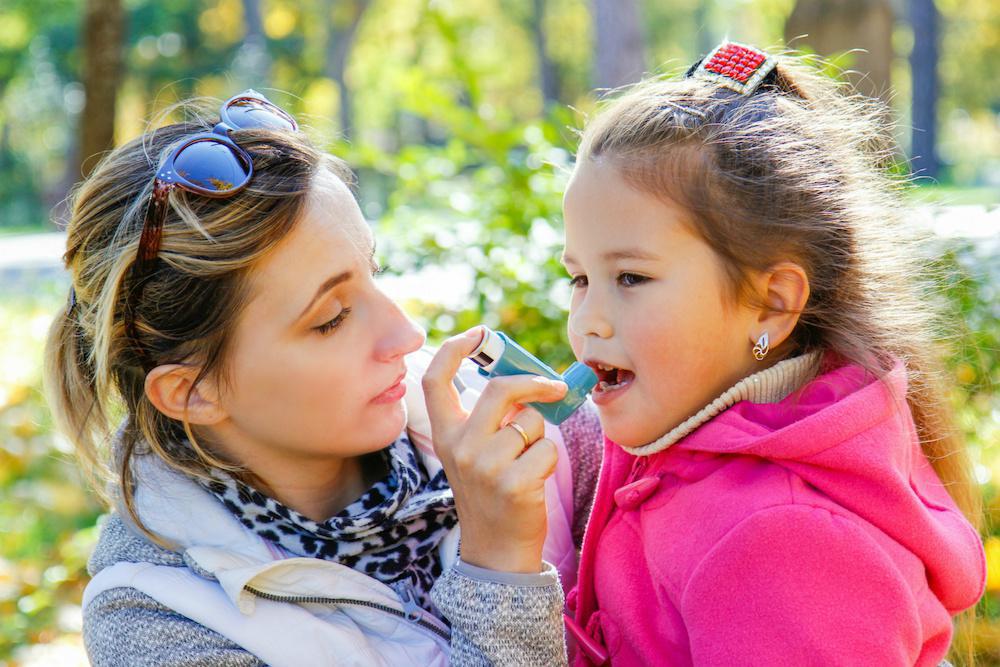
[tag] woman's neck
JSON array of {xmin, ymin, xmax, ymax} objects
[
  {"xmin": 251, "ymin": 454, "xmax": 374, "ymax": 522},
  {"xmin": 202, "ymin": 429, "xmax": 390, "ymax": 522}
]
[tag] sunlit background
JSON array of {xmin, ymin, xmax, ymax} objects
[{"xmin": 0, "ymin": 0, "xmax": 997, "ymax": 664}]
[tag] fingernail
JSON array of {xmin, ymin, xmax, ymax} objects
[{"xmin": 463, "ymin": 327, "xmax": 482, "ymax": 338}]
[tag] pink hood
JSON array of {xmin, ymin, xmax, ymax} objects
[
  {"xmin": 678, "ymin": 360, "xmax": 984, "ymax": 613},
  {"xmin": 570, "ymin": 360, "xmax": 985, "ymax": 666}
]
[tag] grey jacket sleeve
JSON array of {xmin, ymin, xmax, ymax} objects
[
  {"xmin": 84, "ymin": 586, "xmax": 265, "ymax": 667},
  {"xmin": 431, "ymin": 559, "xmax": 568, "ymax": 667}
]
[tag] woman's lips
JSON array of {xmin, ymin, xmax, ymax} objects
[{"xmin": 371, "ymin": 372, "xmax": 407, "ymax": 404}]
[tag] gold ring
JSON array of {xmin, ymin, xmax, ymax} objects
[{"xmin": 506, "ymin": 421, "xmax": 531, "ymax": 448}]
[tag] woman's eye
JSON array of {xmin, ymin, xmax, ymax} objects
[
  {"xmin": 372, "ymin": 262, "xmax": 386, "ymax": 277},
  {"xmin": 315, "ymin": 307, "xmax": 352, "ymax": 335},
  {"xmin": 618, "ymin": 272, "xmax": 648, "ymax": 287},
  {"xmin": 568, "ymin": 275, "xmax": 588, "ymax": 288}
]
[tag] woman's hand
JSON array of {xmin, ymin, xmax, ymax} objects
[{"xmin": 422, "ymin": 327, "xmax": 568, "ymax": 573}]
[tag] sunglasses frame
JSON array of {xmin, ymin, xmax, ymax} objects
[{"xmin": 125, "ymin": 90, "xmax": 298, "ymax": 366}]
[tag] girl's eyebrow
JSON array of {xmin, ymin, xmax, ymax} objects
[
  {"xmin": 562, "ymin": 248, "xmax": 659, "ymax": 265},
  {"xmin": 602, "ymin": 249, "xmax": 659, "ymax": 261}
]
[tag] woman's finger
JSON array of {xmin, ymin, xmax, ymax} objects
[
  {"xmin": 466, "ymin": 373, "xmax": 567, "ymax": 436},
  {"xmin": 422, "ymin": 327, "xmax": 486, "ymax": 435},
  {"xmin": 512, "ymin": 436, "xmax": 559, "ymax": 481},
  {"xmin": 481, "ymin": 408, "xmax": 546, "ymax": 464}
]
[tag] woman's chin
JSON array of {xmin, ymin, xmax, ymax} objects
[{"xmin": 371, "ymin": 400, "xmax": 407, "ymax": 439}]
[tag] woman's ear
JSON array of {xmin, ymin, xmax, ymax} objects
[
  {"xmin": 144, "ymin": 364, "xmax": 226, "ymax": 425},
  {"xmin": 748, "ymin": 262, "xmax": 811, "ymax": 351}
]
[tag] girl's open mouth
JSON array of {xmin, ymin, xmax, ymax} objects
[{"xmin": 590, "ymin": 362, "xmax": 635, "ymax": 406}]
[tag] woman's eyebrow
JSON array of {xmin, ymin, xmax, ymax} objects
[{"xmin": 298, "ymin": 270, "xmax": 353, "ymax": 321}]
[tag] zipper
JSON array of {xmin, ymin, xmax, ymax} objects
[{"xmin": 244, "ymin": 585, "xmax": 452, "ymax": 642}]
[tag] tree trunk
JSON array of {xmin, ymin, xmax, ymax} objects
[
  {"xmin": 785, "ymin": 0, "xmax": 894, "ymax": 102},
  {"xmin": 592, "ymin": 0, "xmax": 645, "ymax": 90},
  {"xmin": 233, "ymin": 0, "xmax": 271, "ymax": 87},
  {"xmin": 531, "ymin": 0, "xmax": 561, "ymax": 107},
  {"xmin": 908, "ymin": 0, "xmax": 940, "ymax": 179},
  {"xmin": 325, "ymin": 0, "xmax": 371, "ymax": 140},
  {"xmin": 79, "ymin": 0, "xmax": 125, "ymax": 178}
]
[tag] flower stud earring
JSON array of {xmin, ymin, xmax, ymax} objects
[{"xmin": 753, "ymin": 332, "xmax": 770, "ymax": 361}]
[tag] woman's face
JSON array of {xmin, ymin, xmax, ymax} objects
[{"xmin": 212, "ymin": 169, "xmax": 425, "ymax": 465}]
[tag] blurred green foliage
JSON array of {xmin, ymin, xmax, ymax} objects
[
  {"xmin": 1, "ymin": 0, "xmax": 998, "ymax": 231},
  {"xmin": 0, "ymin": 281, "xmax": 101, "ymax": 665}
]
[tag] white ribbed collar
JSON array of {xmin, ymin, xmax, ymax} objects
[{"xmin": 629, "ymin": 352, "xmax": 823, "ymax": 457}]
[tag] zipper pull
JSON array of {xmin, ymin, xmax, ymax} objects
[{"xmin": 396, "ymin": 582, "xmax": 422, "ymax": 622}]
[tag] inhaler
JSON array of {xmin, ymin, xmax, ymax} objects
[{"xmin": 467, "ymin": 328, "xmax": 597, "ymax": 425}]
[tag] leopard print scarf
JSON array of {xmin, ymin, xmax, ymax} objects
[{"xmin": 201, "ymin": 433, "xmax": 458, "ymax": 617}]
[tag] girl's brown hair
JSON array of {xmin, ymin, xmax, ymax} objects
[
  {"xmin": 577, "ymin": 55, "xmax": 981, "ymax": 528},
  {"xmin": 44, "ymin": 98, "xmax": 350, "ymax": 544}
]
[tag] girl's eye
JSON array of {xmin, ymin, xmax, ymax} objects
[
  {"xmin": 315, "ymin": 307, "xmax": 352, "ymax": 335},
  {"xmin": 372, "ymin": 262, "xmax": 386, "ymax": 277},
  {"xmin": 618, "ymin": 272, "xmax": 648, "ymax": 287},
  {"xmin": 568, "ymin": 275, "xmax": 588, "ymax": 288}
]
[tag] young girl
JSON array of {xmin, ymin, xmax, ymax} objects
[
  {"xmin": 427, "ymin": 43, "xmax": 986, "ymax": 665},
  {"xmin": 45, "ymin": 90, "xmax": 602, "ymax": 666}
]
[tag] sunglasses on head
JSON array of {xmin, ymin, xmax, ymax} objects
[{"xmin": 125, "ymin": 89, "xmax": 298, "ymax": 365}]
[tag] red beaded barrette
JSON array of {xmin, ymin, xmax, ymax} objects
[{"xmin": 691, "ymin": 42, "xmax": 777, "ymax": 95}]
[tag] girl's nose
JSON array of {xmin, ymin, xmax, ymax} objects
[
  {"xmin": 372, "ymin": 289, "xmax": 426, "ymax": 362},
  {"xmin": 569, "ymin": 291, "xmax": 613, "ymax": 339}
]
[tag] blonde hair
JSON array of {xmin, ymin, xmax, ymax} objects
[
  {"xmin": 44, "ymin": 98, "xmax": 352, "ymax": 544},
  {"xmin": 577, "ymin": 55, "xmax": 981, "ymax": 528}
]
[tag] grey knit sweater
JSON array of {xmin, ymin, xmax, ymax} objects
[{"xmin": 83, "ymin": 406, "xmax": 603, "ymax": 667}]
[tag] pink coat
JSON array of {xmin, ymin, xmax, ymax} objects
[{"xmin": 568, "ymin": 360, "xmax": 985, "ymax": 666}]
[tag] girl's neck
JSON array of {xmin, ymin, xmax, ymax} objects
[{"xmin": 627, "ymin": 351, "xmax": 822, "ymax": 457}]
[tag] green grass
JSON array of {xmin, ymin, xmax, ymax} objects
[
  {"xmin": 908, "ymin": 185, "xmax": 1000, "ymax": 207},
  {"xmin": 0, "ymin": 223, "xmax": 56, "ymax": 238}
]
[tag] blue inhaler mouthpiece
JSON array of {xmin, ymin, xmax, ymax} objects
[{"xmin": 467, "ymin": 328, "xmax": 598, "ymax": 425}]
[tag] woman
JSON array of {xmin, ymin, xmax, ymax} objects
[{"xmin": 45, "ymin": 90, "xmax": 601, "ymax": 666}]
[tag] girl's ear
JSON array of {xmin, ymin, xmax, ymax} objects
[
  {"xmin": 144, "ymin": 364, "xmax": 226, "ymax": 425},
  {"xmin": 749, "ymin": 262, "xmax": 811, "ymax": 351}
]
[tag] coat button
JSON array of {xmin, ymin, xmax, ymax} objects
[
  {"xmin": 613, "ymin": 476, "xmax": 660, "ymax": 510},
  {"xmin": 566, "ymin": 587, "xmax": 579, "ymax": 613}
]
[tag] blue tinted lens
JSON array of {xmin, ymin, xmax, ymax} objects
[
  {"xmin": 225, "ymin": 98, "xmax": 296, "ymax": 131},
  {"xmin": 173, "ymin": 139, "xmax": 250, "ymax": 193}
]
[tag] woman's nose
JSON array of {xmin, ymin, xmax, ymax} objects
[
  {"xmin": 373, "ymin": 290, "xmax": 426, "ymax": 362},
  {"xmin": 569, "ymin": 290, "xmax": 613, "ymax": 339}
]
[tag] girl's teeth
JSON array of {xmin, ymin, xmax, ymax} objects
[{"xmin": 597, "ymin": 378, "xmax": 628, "ymax": 392}]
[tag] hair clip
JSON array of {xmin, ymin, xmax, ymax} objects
[
  {"xmin": 68, "ymin": 286, "xmax": 78, "ymax": 315},
  {"xmin": 657, "ymin": 100, "xmax": 707, "ymax": 121},
  {"xmin": 688, "ymin": 41, "xmax": 777, "ymax": 96}
]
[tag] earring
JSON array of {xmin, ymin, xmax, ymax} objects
[{"xmin": 753, "ymin": 332, "xmax": 769, "ymax": 361}]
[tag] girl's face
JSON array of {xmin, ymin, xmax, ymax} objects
[
  {"xmin": 562, "ymin": 158, "xmax": 760, "ymax": 447},
  {"xmin": 213, "ymin": 169, "xmax": 425, "ymax": 464}
]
